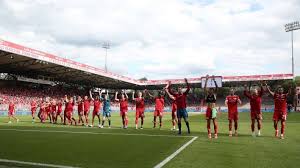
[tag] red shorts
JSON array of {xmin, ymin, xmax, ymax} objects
[
  {"xmin": 154, "ymin": 109, "xmax": 163, "ymax": 117},
  {"xmin": 273, "ymin": 111, "xmax": 287, "ymax": 121},
  {"xmin": 206, "ymin": 107, "xmax": 212, "ymax": 119},
  {"xmin": 84, "ymin": 110, "xmax": 89, "ymax": 115},
  {"xmin": 136, "ymin": 109, "xmax": 144, "ymax": 118},
  {"xmin": 57, "ymin": 110, "xmax": 62, "ymax": 115},
  {"xmin": 120, "ymin": 110, "xmax": 128, "ymax": 116},
  {"xmin": 78, "ymin": 111, "xmax": 83, "ymax": 116},
  {"xmin": 93, "ymin": 110, "xmax": 100, "ymax": 116},
  {"xmin": 31, "ymin": 108, "xmax": 36, "ymax": 114},
  {"xmin": 8, "ymin": 111, "xmax": 14, "ymax": 116},
  {"xmin": 228, "ymin": 111, "xmax": 238, "ymax": 121},
  {"xmin": 65, "ymin": 111, "xmax": 73, "ymax": 119},
  {"xmin": 251, "ymin": 111, "xmax": 262, "ymax": 120}
]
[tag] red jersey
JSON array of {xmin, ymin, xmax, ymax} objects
[
  {"xmin": 274, "ymin": 93, "xmax": 287, "ymax": 114},
  {"xmin": 168, "ymin": 86, "xmax": 190, "ymax": 109},
  {"xmin": 226, "ymin": 95, "xmax": 240, "ymax": 113},
  {"xmin": 93, "ymin": 100, "xmax": 101, "ymax": 112},
  {"xmin": 8, "ymin": 103, "xmax": 15, "ymax": 113},
  {"xmin": 78, "ymin": 101, "xmax": 84, "ymax": 112},
  {"xmin": 154, "ymin": 97, "xmax": 164, "ymax": 111},
  {"xmin": 120, "ymin": 99, "xmax": 128, "ymax": 112},
  {"xmin": 45, "ymin": 104, "xmax": 51, "ymax": 114},
  {"xmin": 51, "ymin": 104, "xmax": 57, "ymax": 113},
  {"xmin": 84, "ymin": 99, "xmax": 91, "ymax": 112},
  {"xmin": 244, "ymin": 89, "xmax": 263, "ymax": 113},
  {"xmin": 31, "ymin": 101, "xmax": 37, "ymax": 111},
  {"xmin": 135, "ymin": 97, "xmax": 145, "ymax": 109},
  {"xmin": 66, "ymin": 102, "xmax": 74, "ymax": 112},
  {"xmin": 57, "ymin": 102, "xmax": 63, "ymax": 113}
]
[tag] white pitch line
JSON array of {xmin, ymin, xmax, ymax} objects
[
  {"xmin": 0, "ymin": 158, "xmax": 79, "ymax": 168},
  {"xmin": 153, "ymin": 136, "xmax": 198, "ymax": 168},
  {"xmin": 0, "ymin": 128, "xmax": 196, "ymax": 138}
]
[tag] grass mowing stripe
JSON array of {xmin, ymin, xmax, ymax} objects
[
  {"xmin": 154, "ymin": 136, "xmax": 198, "ymax": 168},
  {"xmin": 0, "ymin": 158, "xmax": 80, "ymax": 168},
  {"xmin": 0, "ymin": 128, "xmax": 196, "ymax": 138}
]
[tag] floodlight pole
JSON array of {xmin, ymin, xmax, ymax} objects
[
  {"xmin": 285, "ymin": 21, "xmax": 300, "ymax": 79},
  {"xmin": 102, "ymin": 41, "xmax": 110, "ymax": 72}
]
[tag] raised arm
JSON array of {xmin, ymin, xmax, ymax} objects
[
  {"xmin": 212, "ymin": 75, "xmax": 218, "ymax": 92},
  {"xmin": 265, "ymin": 83, "xmax": 275, "ymax": 96},
  {"xmin": 184, "ymin": 78, "xmax": 190, "ymax": 94},
  {"xmin": 165, "ymin": 88, "xmax": 175, "ymax": 100},
  {"xmin": 259, "ymin": 82, "xmax": 264, "ymax": 96},
  {"xmin": 89, "ymin": 89, "xmax": 94, "ymax": 101},
  {"xmin": 167, "ymin": 81, "xmax": 175, "ymax": 95},
  {"xmin": 243, "ymin": 84, "xmax": 251, "ymax": 98},
  {"xmin": 124, "ymin": 90, "xmax": 129, "ymax": 99},
  {"xmin": 99, "ymin": 89, "xmax": 105, "ymax": 100},
  {"xmin": 115, "ymin": 92, "xmax": 119, "ymax": 102},
  {"xmin": 204, "ymin": 75, "xmax": 209, "ymax": 94},
  {"xmin": 132, "ymin": 91, "xmax": 136, "ymax": 101},
  {"xmin": 64, "ymin": 95, "xmax": 69, "ymax": 103},
  {"xmin": 146, "ymin": 89, "xmax": 154, "ymax": 98}
]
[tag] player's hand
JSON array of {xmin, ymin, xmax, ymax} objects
[
  {"xmin": 166, "ymin": 81, "xmax": 171, "ymax": 88},
  {"xmin": 184, "ymin": 78, "xmax": 188, "ymax": 83},
  {"xmin": 206, "ymin": 74, "xmax": 209, "ymax": 79}
]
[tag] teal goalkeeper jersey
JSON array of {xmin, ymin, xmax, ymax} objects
[{"xmin": 103, "ymin": 100, "xmax": 111, "ymax": 112}]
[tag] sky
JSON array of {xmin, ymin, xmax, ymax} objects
[{"xmin": 0, "ymin": 0, "xmax": 299, "ymax": 80}]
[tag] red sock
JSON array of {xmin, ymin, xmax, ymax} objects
[
  {"xmin": 281, "ymin": 121, "xmax": 285, "ymax": 134},
  {"xmin": 207, "ymin": 120, "xmax": 211, "ymax": 134},
  {"xmin": 234, "ymin": 121, "xmax": 238, "ymax": 131},
  {"xmin": 229, "ymin": 121, "xmax": 232, "ymax": 131},
  {"xmin": 251, "ymin": 123, "xmax": 255, "ymax": 132}
]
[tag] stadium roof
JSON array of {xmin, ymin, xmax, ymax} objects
[{"xmin": 0, "ymin": 38, "xmax": 293, "ymax": 89}]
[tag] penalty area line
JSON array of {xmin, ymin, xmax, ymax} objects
[
  {"xmin": 154, "ymin": 136, "xmax": 198, "ymax": 168},
  {"xmin": 0, "ymin": 158, "xmax": 80, "ymax": 168},
  {"xmin": 0, "ymin": 128, "xmax": 196, "ymax": 138}
]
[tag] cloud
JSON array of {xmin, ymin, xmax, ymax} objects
[{"xmin": 0, "ymin": 0, "xmax": 299, "ymax": 80}]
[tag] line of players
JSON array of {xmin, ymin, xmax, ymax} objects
[{"xmin": 5, "ymin": 75, "xmax": 291, "ymax": 139}]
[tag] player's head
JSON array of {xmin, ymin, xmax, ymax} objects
[
  {"xmin": 252, "ymin": 88, "xmax": 258, "ymax": 95},
  {"xmin": 229, "ymin": 88, "xmax": 235, "ymax": 95},
  {"xmin": 78, "ymin": 96, "xmax": 82, "ymax": 101},
  {"xmin": 138, "ymin": 91, "xmax": 142, "ymax": 97},
  {"xmin": 84, "ymin": 96, "xmax": 88, "ymax": 100},
  {"xmin": 178, "ymin": 87, "xmax": 183, "ymax": 94},
  {"xmin": 121, "ymin": 94, "xmax": 125, "ymax": 99},
  {"xmin": 159, "ymin": 91, "xmax": 164, "ymax": 97},
  {"xmin": 277, "ymin": 86, "xmax": 284, "ymax": 94},
  {"xmin": 69, "ymin": 97, "xmax": 74, "ymax": 102}
]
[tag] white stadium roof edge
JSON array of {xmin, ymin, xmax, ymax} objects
[{"xmin": 0, "ymin": 38, "xmax": 293, "ymax": 89}]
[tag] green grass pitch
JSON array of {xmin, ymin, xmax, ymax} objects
[{"xmin": 0, "ymin": 112, "xmax": 299, "ymax": 168}]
